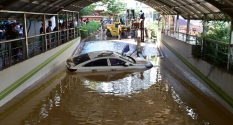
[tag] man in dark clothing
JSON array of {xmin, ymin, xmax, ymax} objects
[
  {"xmin": 46, "ymin": 21, "xmax": 52, "ymax": 49},
  {"xmin": 6, "ymin": 23, "xmax": 21, "ymax": 62},
  {"xmin": 40, "ymin": 23, "xmax": 44, "ymax": 34},
  {"xmin": 139, "ymin": 10, "xmax": 145, "ymax": 20}
]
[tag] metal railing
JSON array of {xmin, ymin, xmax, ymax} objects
[
  {"xmin": 163, "ymin": 29, "xmax": 201, "ymax": 45},
  {"xmin": 203, "ymin": 38, "xmax": 233, "ymax": 72},
  {"xmin": 162, "ymin": 29, "xmax": 233, "ymax": 72},
  {"xmin": 0, "ymin": 27, "xmax": 80, "ymax": 71}
]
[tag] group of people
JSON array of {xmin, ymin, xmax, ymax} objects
[
  {"xmin": 78, "ymin": 18, "xmax": 90, "ymax": 26},
  {"xmin": 39, "ymin": 20, "xmax": 75, "ymax": 49},
  {"xmin": 0, "ymin": 21, "xmax": 24, "ymax": 62}
]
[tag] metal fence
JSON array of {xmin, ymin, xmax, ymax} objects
[
  {"xmin": 162, "ymin": 29, "xmax": 233, "ymax": 72},
  {"xmin": 0, "ymin": 27, "xmax": 80, "ymax": 71},
  {"xmin": 0, "ymin": 10, "xmax": 81, "ymax": 71}
]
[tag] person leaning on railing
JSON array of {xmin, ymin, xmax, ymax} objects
[{"xmin": 5, "ymin": 23, "xmax": 22, "ymax": 62}]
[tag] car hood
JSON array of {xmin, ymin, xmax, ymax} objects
[{"xmin": 134, "ymin": 57, "xmax": 149, "ymax": 64}]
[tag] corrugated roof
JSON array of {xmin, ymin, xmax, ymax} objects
[{"xmin": 0, "ymin": 0, "xmax": 232, "ymax": 20}]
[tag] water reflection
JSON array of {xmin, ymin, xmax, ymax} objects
[{"xmin": 16, "ymin": 66, "xmax": 208, "ymax": 125}]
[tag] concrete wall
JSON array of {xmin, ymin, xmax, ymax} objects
[
  {"xmin": 0, "ymin": 37, "xmax": 80, "ymax": 107},
  {"xmin": 158, "ymin": 33, "xmax": 233, "ymax": 110}
]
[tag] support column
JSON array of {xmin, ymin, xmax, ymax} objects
[
  {"xmin": 77, "ymin": 12, "xmax": 80, "ymax": 37},
  {"xmin": 158, "ymin": 13, "xmax": 160, "ymax": 29},
  {"xmin": 43, "ymin": 14, "xmax": 47, "ymax": 50},
  {"xmin": 175, "ymin": 14, "xmax": 179, "ymax": 39},
  {"xmin": 186, "ymin": 15, "xmax": 190, "ymax": 42},
  {"xmin": 168, "ymin": 15, "xmax": 170, "ymax": 36},
  {"xmin": 202, "ymin": 14, "xmax": 207, "ymax": 58},
  {"xmin": 55, "ymin": 14, "xmax": 60, "ymax": 45},
  {"xmin": 227, "ymin": 19, "xmax": 233, "ymax": 71},
  {"xmin": 23, "ymin": 13, "xmax": 29, "ymax": 59},
  {"xmin": 72, "ymin": 12, "xmax": 75, "ymax": 39},
  {"xmin": 162, "ymin": 15, "xmax": 165, "ymax": 33},
  {"xmin": 66, "ymin": 12, "xmax": 69, "ymax": 42}
]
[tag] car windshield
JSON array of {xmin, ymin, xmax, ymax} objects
[
  {"xmin": 73, "ymin": 53, "xmax": 90, "ymax": 65},
  {"xmin": 119, "ymin": 55, "xmax": 135, "ymax": 63},
  {"xmin": 113, "ymin": 52, "xmax": 135, "ymax": 63}
]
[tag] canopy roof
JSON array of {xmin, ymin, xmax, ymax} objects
[{"xmin": 0, "ymin": 0, "xmax": 232, "ymax": 20}]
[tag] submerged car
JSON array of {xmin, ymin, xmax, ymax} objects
[{"xmin": 66, "ymin": 50, "xmax": 153, "ymax": 72}]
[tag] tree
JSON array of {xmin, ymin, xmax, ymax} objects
[
  {"xmin": 205, "ymin": 21, "xmax": 230, "ymax": 43},
  {"xmin": 100, "ymin": 0, "xmax": 126, "ymax": 15},
  {"xmin": 79, "ymin": 5, "xmax": 95, "ymax": 17}
]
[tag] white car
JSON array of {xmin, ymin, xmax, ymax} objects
[{"xmin": 66, "ymin": 50, "xmax": 153, "ymax": 72}]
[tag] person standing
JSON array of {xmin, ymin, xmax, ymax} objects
[
  {"xmin": 118, "ymin": 23, "xmax": 122, "ymax": 40},
  {"xmin": 100, "ymin": 19, "xmax": 105, "ymax": 31},
  {"xmin": 46, "ymin": 20, "xmax": 52, "ymax": 49},
  {"xmin": 139, "ymin": 10, "xmax": 145, "ymax": 20},
  {"xmin": 106, "ymin": 17, "xmax": 112, "ymax": 24},
  {"xmin": 86, "ymin": 18, "xmax": 89, "ymax": 24}
]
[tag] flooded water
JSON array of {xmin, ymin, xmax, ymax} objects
[{"xmin": 0, "ymin": 39, "xmax": 233, "ymax": 125}]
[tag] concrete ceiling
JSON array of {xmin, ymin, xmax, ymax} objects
[{"xmin": 0, "ymin": 0, "xmax": 232, "ymax": 20}]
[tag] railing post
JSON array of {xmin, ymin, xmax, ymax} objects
[{"xmin": 8, "ymin": 42, "xmax": 12, "ymax": 65}]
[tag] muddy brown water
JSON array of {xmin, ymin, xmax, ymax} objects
[{"xmin": 0, "ymin": 39, "xmax": 233, "ymax": 125}]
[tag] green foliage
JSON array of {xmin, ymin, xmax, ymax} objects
[
  {"xmin": 147, "ymin": 21, "xmax": 160, "ymax": 38},
  {"xmin": 59, "ymin": 15, "xmax": 71, "ymax": 20},
  {"xmin": 206, "ymin": 21, "xmax": 230, "ymax": 43},
  {"xmin": 79, "ymin": 21, "xmax": 100, "ymax": 38},
  {"xmin": 100, "ymin": 0, "xmax": 126, "ymax": 15},
  {"xmin": 203, "ymin": 21, "xmax": 231, "ymax": 67},
  {"xmin": 79, "ymin": 5, "xmax": 95, "ymax": 17}
]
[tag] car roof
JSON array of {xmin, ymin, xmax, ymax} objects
[{"xmin": 86, "ymin": 50, "xmax": 120, "ymax": 59}]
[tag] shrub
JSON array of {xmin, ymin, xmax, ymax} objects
[{"xmin": 79, "ymin": 21, "xmax": 100, "ymax": 38}]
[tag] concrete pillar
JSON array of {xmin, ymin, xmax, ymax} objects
[
  {"xmin": 175, "ymin": 14, "xmax": 179, "ymax": 39},
  {"xmin": 23, "ymin": 13, "xmax": 29, "ymax": 59},
  {"xmin": 186, "ymin": 15, "xmax": 190, "ymax": 42}
]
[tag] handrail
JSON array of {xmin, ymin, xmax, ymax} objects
[
  {"xmin": 162, "ymin": 29, "xmax": 233, "ymax": 72},
  {"xmin": 204, "ymin": 38, "xmax": 233, "ymax": 46}
]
